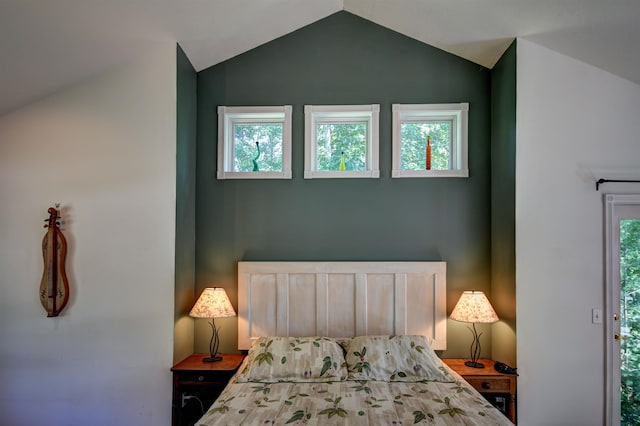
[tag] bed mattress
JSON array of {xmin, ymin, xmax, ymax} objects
[{"xmin": 196, "ymin": 371, "xmax": 512, "ymax": 425}]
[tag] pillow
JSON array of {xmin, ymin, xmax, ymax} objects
[
  {"xmin": 341, "ymin": 335, "xmax": 454, "ymax": 382},
  {"xmin": 235, "ymin": 336, "xmax": 348, "ymax": 383}
]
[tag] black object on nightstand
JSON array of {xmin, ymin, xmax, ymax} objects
[
  {"xmin": 171, "ymin": 353, "xmax": 245, "ymax": 426},
  {"xmin": 494, "ymin": 361, "xmax": 517, "ymax": 375}
]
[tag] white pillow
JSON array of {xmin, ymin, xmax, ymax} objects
[
  {"xmin": 341, "ymin": 335, "xmax": 453, "ymax": 382},
  {"xmin": 235, "ymin": 336, "xmax": 347, "ymax": 383}
]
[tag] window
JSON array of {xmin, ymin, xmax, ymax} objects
[
  {"xmin": 304, "ymin": 104, "xmax": 380, "ymax": 179},
  {"xmin": 217, "ymin": 106, "xmax": 292, "ymax": 179},
  {"xmin": 392, "ymin": 103, "xmax": 469, "ymax": 178}
]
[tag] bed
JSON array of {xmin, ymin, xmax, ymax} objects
[{"xmin": 195, "ymin": 261, "xmax": 513, "ymax": 425}]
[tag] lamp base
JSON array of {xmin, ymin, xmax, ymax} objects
[
  {"xmin": 464, "ymin": 360, "xmax": 485, "ymax": 368},
  {"xmin": 202, "ymin": 355, "xmax": 223, "ymax": 362}
]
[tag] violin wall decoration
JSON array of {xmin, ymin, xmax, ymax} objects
[{"xmin": 40, "ymin": 205, "xmax": 69, "ymax": 317}]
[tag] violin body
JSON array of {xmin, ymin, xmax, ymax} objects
[{"xmin": 39, "ymin": 207, "xmax": 69, "ymax": 317}]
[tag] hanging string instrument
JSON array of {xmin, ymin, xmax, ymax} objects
[{"xmin": 39, "ymin": 206, "xmax": 69, "ymax": 317}]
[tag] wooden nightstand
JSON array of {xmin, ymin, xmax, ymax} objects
[
  {"xmin": 171, "ymin": 353, "xmax": 245, "ymax": 426},
  {"xmin": 443, "ymin": 358, "xmax": 517, "ymax": 424}
]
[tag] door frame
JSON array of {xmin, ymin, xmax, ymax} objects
[{"xmin": 604, "ymin": 194, "xmax": 640, "ymax": 425}]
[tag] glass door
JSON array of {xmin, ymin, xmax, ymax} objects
[
  {"xmin": 605, "ymin": 195, "xmax": 640, "ymax": 425},
  {"xmin": 619, "ymin": 218, "xmax": 640, "ymax": 424}
]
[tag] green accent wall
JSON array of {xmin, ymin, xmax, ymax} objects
[
  {"xmin": 490, "ymin": 41, "xmax": 517, "ymax": 366},
  {"xmin": 174, "ymin": 45, "xmax": 197, "ymax": 362},
  {"xmin": 195, "ymin": 11, "xmax": 493, "ymax": 357}
]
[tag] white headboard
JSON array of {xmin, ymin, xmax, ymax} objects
[{"xmin": 237, "ymin": 261, "xmax": 447, "ymax": 350}]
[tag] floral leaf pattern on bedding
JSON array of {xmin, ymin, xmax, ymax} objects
[
  {"xmin": 254, "ymin": 394, "xmax": 279, "ymax": 408},
  {"xmin": 410, "ymin": 340, "xmax": 426, "ymax": 354},
  {"xmin": 434, "ymin": 396, "xmax": 466, "ymax": 418},
  {"xmin": 320, "ymin": 356, "xmax": 338, "ymax": 377},
  {"xmin": 197, "ymin": 339, "xmax": 512, "ymax": 425},
  {"xmin": 254, "ymin": 339, "xmax": 274, "ymax": 366},
  {"xmin": 251, "ymin": 384, "xmax": 271, "ymax": 395},
  {"xmin": 318, "ymin": 396, "xmax": 348, "ymax": 419},
  {"xmin": 450, "ymin": 381, "xmax": 474, "ymax": 395},
  {"xmin": 351, "ymin": 347, "xmax": 372, "ymax": 376},
  {"xmin": 392, "ymin": 392, "xmax": 414, "ymax": 406},
  {"xmin": 206, "ymin": 396, "xmax": 234, "ymax": 415},
  {"xmin": 342, "ymin": 336, "xmax": 454, "ymax": 382},
  {"xmin": 290, "ymin": 337, "xmax": 308, "ymax": 352},
  {"xmin": 350, "ymin": 381, "xmax": 372, "ymax": 394},
  {"xmin": 196, "ymin": 375, "xmax": 513, "ymax": 425},
  {"xmin": 413, "ymin": 409, "xmax": 435, "ymax": 423},
  {"xmin": 364, "ymin": 395, "xmax": 386, "ymax": 408},
  {"xmin": 236, "ymin": 336, "xmax": 348, "ymax": 383},
  {"xmin": 285, "ymin": 409, "xmax": 311, "ymax": 424}
]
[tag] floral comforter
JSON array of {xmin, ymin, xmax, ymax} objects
[{"xmin": 196, "ymin": 374, "xmax": 513, "ymax": 425}]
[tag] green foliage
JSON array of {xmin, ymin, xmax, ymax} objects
[
  {"xmin": 433, "ymin": 396, "xmax": 466, "ymax": 418},
  {"xmin": 410, "ymin": 340, "xmax": 425, "ymax": 354},
  {"xmin": 449, "ymin": 382, "xmax": 473, "ymax": 395},
  {"xmin": 350, "ymin": 381, "xmax": 372, "ymax": 394},
  {"xmin": 230, "ymin": 119, "xmax": 455, "ymax": 174},
  {"xmin": 285, "ymin": 409, "xmax": 311, "ymax": 424},
  {"xmin": 233, "ymin": 124, "xmax": 283, "ymax": 172},
  {"xmin": 318, "ymin": 396, "xmax": 348, "ymax": 418},
  {"xmin": 316, "ymin": 123, "xmax": 367, "ymax": 171},
  {"xmin": 209, "ymin": 396, "xmax": 235, "ymax": 414},
  {"xmin": 255, "ymin": 339, "xmax": 274, "ymax": 366},
  {"xmin": 353, "ymin": 347, "xmax": 371, "ymax": 375},
  {"xmin": 251, "ymin": 384, "xmax": 271, "ymax": 395},
  {"xmin": 400, "ymin": 121, "xmax": 451, "ymax": 170},
  {"xmin": 320, "ymin": 355, "xmax": 337, "ymax": 377},
  {"xmin": 620, "ymin": 220, "xmax": 640, "ymax": 424},
  {"xmin": 412, "ymin": 409, "xmax": 434, "ymax": 423}
]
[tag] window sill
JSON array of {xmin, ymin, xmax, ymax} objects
[
  {"xmin": 391, "ymin": 169, "xmax": 469, "ymax": 178},
  {"xmin": 304, "ymin": 170, "xmax": 380, "ymax": 179},
  {"xmin": 217, "ymin": 171, "xmax": 292, "ymax": 180}
]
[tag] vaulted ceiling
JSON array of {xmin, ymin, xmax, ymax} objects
[{"xmin": 1, "ymin": 0, "xmax": 639, "ymax": 117}]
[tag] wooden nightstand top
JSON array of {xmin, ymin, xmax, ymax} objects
[
  {"xmin": 442, "ymin": 358, "xmax": 516, "ymax": 377},
  {"xmin": 172, "ymin": 353, "xmax": 245, "ymax": 372}
]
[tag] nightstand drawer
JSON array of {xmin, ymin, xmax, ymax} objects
[
  {"xmin": 179, "ymin": 371, "xmax": 234, "ymax": 384},
  {"xmin": 466, "ymin": 377, "xmax": 511, "ymax": 393}
]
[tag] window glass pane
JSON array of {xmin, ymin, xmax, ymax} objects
[
  {"xmin": 233, "ymin": 124, "xmax": 283, "ymax": 172},
  {"xmin": 316, "ymin": 123, "xmax": 367, "ymax": 171},
  {"xmin": 620, "ymin": 219, "xmax": 640, "ymax": 424},
  {"xmin": 400, "ymin": 121, "xmax": 451, "ymax": 170}
]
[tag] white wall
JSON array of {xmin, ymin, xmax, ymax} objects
[
  {"xmin": 516, "ymin": 39, "xmax": 640, "ymax": 425},
  {"xmin": 0, "ymin": 44, "xmax": 177, "ymax": 426}
]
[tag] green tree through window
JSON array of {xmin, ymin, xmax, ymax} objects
[
  {"xmin": 400, "ymin": 121, "xmax": 451, "ymax": 171},
  {"xmin": 233, "ymin": 124, "xmax": 283, "ymax": 172},
  {"xmin": 620, "ymin": 219, "xmax": 640, "ymax": 425},
  {"xmin": 316, "ymin": 123, "xmax": 366, "ymax": 171}
]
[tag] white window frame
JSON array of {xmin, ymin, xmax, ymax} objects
[
  {"xmin": 391, "ymin": 103, "xmax": 469, "ymax": 178},
  {"xmin": 217, "ymin": 105, "xmax": 292, "ymax": 179},
  {"xmin": 304, "ymin": 104, "xmax": 380, "ymax": 179}
]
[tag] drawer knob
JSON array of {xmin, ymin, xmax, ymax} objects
[
  {"xmin": 482, "ymin": 382, "xmax": 491, "ymax": 389},
  {"xmin": 198, "ymin": 375, "xmax": 204, "ymax": 381}
]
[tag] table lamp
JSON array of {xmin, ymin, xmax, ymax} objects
[
  {"xmin": 189, "ymin": 287, "xmax": 236, "ymax": 362},
  {"xmin": 450, "ymin": 290, "xmax": 499, "ymax": 368}
]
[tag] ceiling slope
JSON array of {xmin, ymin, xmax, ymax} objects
[
  {"xmin": 344, "ymin": 0, "xmax": 640, "ymax": 82},
  {"xmin": 1, "ymin": 0, "xmax": 640, "ymax": 117},
  {"xmin": 0, "ymin": 0, "xmax": 342, "ymax": 116}
]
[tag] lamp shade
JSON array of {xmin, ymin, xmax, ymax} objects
[
  {"xmin": 450, "ymin": 291, "xmax": 498, "ymax": 324},
  {"xmin": 189, "ymin": 288, "xmax": 236, "ymax": 319}
]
